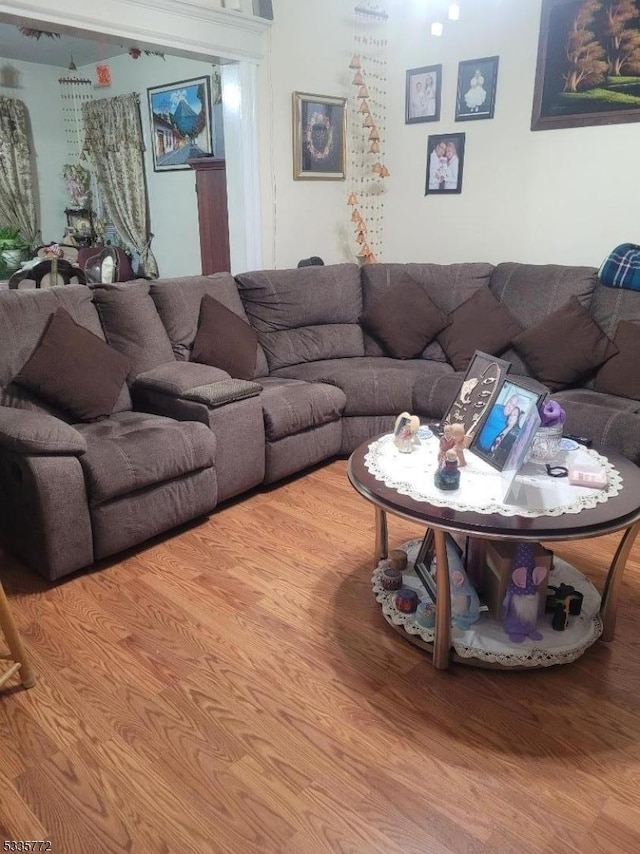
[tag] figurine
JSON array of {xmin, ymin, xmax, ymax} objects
[
  {"xmin": 546, "ymin": 583, "xmax": 583, "ymax": 632},
  {"xmin": 501, "ymin": 542, "xmax": 548, "ymax": 642},
  {"xmin": 393, "ymin": 411, "xmax": 420, "ymax": 453},
  {"xmin": 431, "ymin": 535, "xmax": 481, "ymax": 629},
  {"xmin": 434, "ymin": 450, "xmax": 460, "ymax": 491},
  {"xmin": 438, "ymin": 423, "xmax": 467, "ymax": 467}
]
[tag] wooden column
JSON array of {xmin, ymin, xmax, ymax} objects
[{"xmin": 188, "ymin": 157, "xmax": 231, "ymax": 274}]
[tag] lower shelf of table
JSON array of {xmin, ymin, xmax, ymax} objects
[{"xmin": 373, "ymin": 539, "xmax": 604, "ymax": 669}]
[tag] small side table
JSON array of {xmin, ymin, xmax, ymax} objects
[{"xmin": 0, "ymin": 580, "xmax": 36, "ymax": 690}]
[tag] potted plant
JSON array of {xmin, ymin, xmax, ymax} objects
[{"xmin": 0, "ymin": 226, "xmax": 29, "ymax": 274}]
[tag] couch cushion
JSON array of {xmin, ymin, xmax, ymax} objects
[
  {"xmin": 589, "ymin": 281, "xmax": 640, "ymax": 339},
  {"xmin": 436, "ymin": 287, "xmax": 523, "ymax": 371},
  {"xmin": 273, "ymin": 357, "xmax": 453, "ymax": 417},
  {"xmin": 359, "ymin": 272, "xmax": 449, "ymax": 359},
  {"xmin": 91, "ymin": 280, "xmax": 175, "ymax": 380},
  {"xmin": 360, "ymin": 262, "xmax": 495, "ymax": 361},
  {"xmin": 0, "ymin": 285, "xmax": 132, "ymax": 415},
  {"xmin": 512, "ymin": 297, "xmax": 618, "ymax": 391},
  {"xmin": 551, "ymin": 388, "xmax": 640, "ymax": 464},
  {"xmin": 150, "ymin": 274, "xmax": 269, "ymax": 377},
  {"xmin": 593, "ymin": 320, "xmax": 640, "ymax": 401},
  {"xmin": 14, "ymin": 308, "xmax": 131, "ymax": 422},
  {"xmin": 191, "ymin": 294, "xmax": 258, "ymax": 380},
  {"xmin": 258, "ymin": 377, "xmax": 346, "ymax": 441},
  {"xmin": 236, "ymin": 264, "xmax": 365, "ymax": 371},
  {"xmin": 75, "ymin": 411, "xmax": 215, "ymax": 505}
]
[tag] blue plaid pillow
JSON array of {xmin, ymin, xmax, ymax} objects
[{"xmin": 599, "ymin": 244, "xmax": 640, "ymax": 290}]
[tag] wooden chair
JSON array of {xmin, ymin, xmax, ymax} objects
[
  {"xmin": 8, "ymin": 259, "xmax": 87, "ymax": 289},
  {"xmin": 0, "ymin": 580, "xmax": 36, "ymax": 690}
]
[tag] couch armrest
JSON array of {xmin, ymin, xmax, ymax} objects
[
  {"xmin": 0, "ymin": 407, "xmax": 87, "ymax": 456},
  {"xmin": 135, "ymin": 362, "xmax": 231, "ymax": 396},
  {"xmin": 181, "ymin": 379, "xmax": 262, "ymax": 408}
]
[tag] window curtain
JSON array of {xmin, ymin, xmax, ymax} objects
[
  {"xmin": 0, "ymin": 97, "xmax": 38, "ymax": 244},
  {"xmin": 82, "ymin": 94, "xmax": 158, "ymax": 278}
]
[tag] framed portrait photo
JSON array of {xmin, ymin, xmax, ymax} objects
[
  {"xmin": 406, "ymin": 64, "xmax": 442, "ymax": 124},
  {"xmin": 532, "ymin": 0, "xmax": 640, "ymax": 131},
  {"xmin": 471, "ymin": 378, "xmax": 546, "ymax": 472},
  {"xmin": 147, "ymin": 76, "xmax": 213, "ymax": 172},
  {"xmin": 455, "ymin": 56, "xmax": 499, "ymax": 121},
  {"xmin": 292, "ymin": 92, "xmax": 346, "ymax": 180},
  {"xmin": 425, "ymin": 132, "xmax": 465, "ymax": 195}
]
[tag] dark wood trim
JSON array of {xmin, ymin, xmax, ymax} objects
[{"xmin": 188, "ymin": 157, "xmax": 231, "ymax": 274}]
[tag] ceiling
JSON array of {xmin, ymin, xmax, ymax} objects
[{"xmin": 0, "ymin": 22, "xmax": 130, "ymax": 68}]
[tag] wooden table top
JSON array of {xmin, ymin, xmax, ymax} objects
[{"xmin": 348, "ymin": 436, "xmax": 640, "ymax": 542}]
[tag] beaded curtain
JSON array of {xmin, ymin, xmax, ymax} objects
[{"xmin": 347, "ymin": 2, "xmax": 389, "ymax": 264}]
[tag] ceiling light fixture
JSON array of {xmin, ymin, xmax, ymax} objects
[
  {"xmin": 448, "ymin": 3, "xmax": 460, "ymax": 21},
  {"xmin": 431, "ymin": 21, "xmax": 443, "ymax": 36}
]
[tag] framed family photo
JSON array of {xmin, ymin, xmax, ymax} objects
[
  {"xmin": 405, "ymin": 64, "xmax": 442, "ymax": 124},
  {"xmin": 425, "ymin": 132, "xmax": 465, "ymax": 195},
  {"xmin": 292, "ymin": 92, "xmax": 347, "ymax": 180},
  {"xmin": 147, "ymin": 76, "xmax": 213, "ymax": 172},
  {"xmin": 532, "ymin": 0, "xmax": 640, "ymax": 130},
  {"xmin": 455, "ymin": 56, "xmax": 499, "ymax": 121},
  {"xmin": 471, "ymin": 378, "xmax": 546, "ymax": 472}
]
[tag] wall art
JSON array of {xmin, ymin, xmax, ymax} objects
[{"xmin": 147, "ymin": 76, "xmax": 213, "ymax": 172}]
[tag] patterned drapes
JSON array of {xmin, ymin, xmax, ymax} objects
[
  {"xmin": 82, "ymin": 93, "xmax": 158, "ymax": 278},
  {"xmin": 0, "ymin": 97, "xmax": 39, "ymax": 244}
]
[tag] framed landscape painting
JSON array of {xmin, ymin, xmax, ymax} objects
[
  {"xmin": 532, "ymin": 0, "xmax": 640, "ymax": 130},
  {"xmin": 148, "ymin": 76, "xmax": 213, "ymax": 171}
]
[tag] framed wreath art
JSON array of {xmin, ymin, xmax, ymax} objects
[{"xmin": 292, "ymin": 92, "xmax": 347, "ymax": 180}]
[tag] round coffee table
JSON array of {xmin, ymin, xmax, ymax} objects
[{"xmin": 348, "ymin": 435, "xmax": 640, "ymax": 670}]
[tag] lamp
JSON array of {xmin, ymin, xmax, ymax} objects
[
  {"xmin": 448, "ymin": 3, "xmax": 460, "ymax": 20},
  {"xmin": 431, "ymin": 21, "xmax": 443, "ymax": 36}
]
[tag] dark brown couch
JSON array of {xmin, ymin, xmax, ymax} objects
[{"xmin": 1, "ymin": 260, "xmax": 637, "ymax": 580}]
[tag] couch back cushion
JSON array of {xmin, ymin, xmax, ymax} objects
[
  {"xmin": 150, "ymin": 274, "xmax": 269, "ymax": 377},
  {"xmin": 0, "ymin": 285, "xmax": 131, "ymax": 416},
  {"xmin": 360, "ymin": 263, "xmax": 495, "ymax": 361},
  {"xmin": 588, "ymin": 281, "xmax": 640, "ymax": 339},
  {"xmin": 91, "ymin": 280, "xmax": 176, "ymax": 380},
  {"xmin": 488, "ymin": 262, "xmax": 599, "ymax": 375},
  {"xmin": 236, "ymin": 264, "xmax": 364, "ymax": 372}
]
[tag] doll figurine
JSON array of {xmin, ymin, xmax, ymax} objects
[
  {"xmin": 393, "ymin": 411, "xmax": 420, "ymax": 453},
  {"xmin": 434, "ymin": 450, "xmax": 460, "ymax": 491},
  {"xmin": 439, "ymin": 423, "xmax": 467, "ymax": 467},
  {"xmin": 501, "ymin": 542, "xmax": 548, "ymax": 643},
  {"xmin": 435, "ymin": 535, "xmax": 480, "ymax": 629}
]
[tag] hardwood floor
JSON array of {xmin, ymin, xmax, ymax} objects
[{"xmin": 2, "ymin": 458, "xmax": 640, "ymax": 853}]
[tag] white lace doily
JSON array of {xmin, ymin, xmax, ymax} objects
[
  {"xmin": 373, "ymin": 539, "xmax": 603, "ymax": 668},
  {"xmin": 364, "ymin": 434, "xmax": 622, "ymax": 518}
]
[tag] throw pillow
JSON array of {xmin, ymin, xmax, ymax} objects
[
  {"xmin": 13, "ymin": 308, "xmax": 131, "ymax": 421},
  {"xmin": 359, "ymin": 272, "xmax": 449, "ymax": 359},
  {"xmin": 511, "ymin": 296, "xmax": 618, "ymax": 391},
  {"xmin": 436, "ymin": 287, "xmax": 523, "ymax": 371},
  {"xmin": 191, "ymin": 294, "xmax": 258, "ymax": 380},
  {"xmin": 593, "ymin": 320, "xmax": 640, "ymax": 400}
]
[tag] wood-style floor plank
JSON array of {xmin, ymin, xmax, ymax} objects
[{"xmin": 2, "ymin": 458, "xmax": 640, "ymax": 853}]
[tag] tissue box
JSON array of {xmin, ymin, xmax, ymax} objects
[
  {"xmin": 482, "ymin": 541, "xmax": 553, "ymax": 621},
  {"xmin": 568, "ymin": 465, "xmax": 607, "ymax": 488}
]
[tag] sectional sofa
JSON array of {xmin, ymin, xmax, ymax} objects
[{"xmin": 0, "ymin": 260, "xmax": 638, "ymax": 581}]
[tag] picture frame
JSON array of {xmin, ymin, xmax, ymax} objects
[
  {"xmin": 425, "ymin": 132, "xmax": 466, "ymax": 195},
  {"xmin": 413, "ymin": 530, "xmax": 437, "ymax": 604},
  {"xmin": 442, "ymin": 350, "xmax": 511, "ymax": 443},
  {"xmin": 471, "ymin": 378, "xmax": 547, "ymax": 472},
  {"xmin": 532, "ymin": 0, "xmax": 640, "ymax": 131},
  {"xmin": 455, "ymin": 56, "xmax": 499, "ymax": 121},
  {"xmin": 405, "ymin": 64, "xmax": 442, "ymax": 124},
  {"xmin": 147, "ymin": 76, "xmax": 213, "ymax": 172},
  {"xmin": 292, "ymin": 92, "xmax": 347, "ymax": 180}
]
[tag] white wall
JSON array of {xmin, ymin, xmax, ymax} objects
[
  {"xmin": 84, "ymin": 54, "xmax": 220, "ymax": 277},
  {"xmin": 260, "ymin": 0, "xmax": 640, "ymax": 270},
  {"xmin": 0, "ymin": 58, "xmax": 67, "ymax": 242}
]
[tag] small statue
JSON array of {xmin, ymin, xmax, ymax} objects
[
  {"xmin": 434, "ymin": 450, "xmax": 460, "ymax": 491},
  {"xmin": 393, "ymin": 411, "xmax": 420, "ymax": 453},
  {"xmin": 439, "ymin": 423, "xmax": 467, "ymax": 467},
  {"xmin": 432, "ymin": 535, "xmax": 480, "ymax": 629},
  {"xmin": 501, "ymin": 542, "xmax": 548, "ymax": 643}
]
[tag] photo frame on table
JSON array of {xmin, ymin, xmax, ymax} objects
[
  {"xmin": 413, "ymin": 530, "xmax": 437, "ymax": 604},
  {"xmin": 147, "ymin": 76, "xmax": 213, "ymax": 172},
  {"xmin": 406, "ymin": 64, "xmax": 442, "ymax": 124},
  {"xmin": 292, "ymin": 92, "xmax": 347, "ymax": 180},
  {"xmin": 532, "ymin": 0, "xmax": 640, "ymax": 131},
  {"xmin": 500, "ymin": 402, "xmax": 543, "ymax": 502},
  {"xmin": 455, "ymin": 56, "xmax": 499, "ymax": 121},
  {"xmin": 442, "ymin": 350, "xmax": 511, "ymax": 444},
  {"xmin": 471, "ymin": 378, "xmax": 547, "ymax": 472},
  {"xmin": 425, "ymin": 132, "xmax": 466, "ymax": 194}
]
